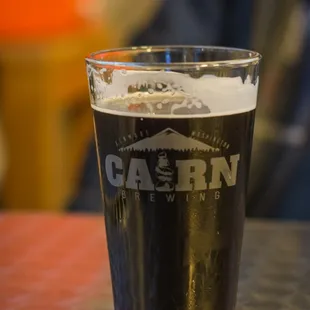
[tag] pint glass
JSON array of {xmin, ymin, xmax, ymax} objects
[{"xmin": 85, "ymin": 46, "xmax": 261, "ymax": 310}]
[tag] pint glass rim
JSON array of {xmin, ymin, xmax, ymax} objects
[{"xmin": 85, "ymin": 45, "xmax": 261, "ymax": 69}]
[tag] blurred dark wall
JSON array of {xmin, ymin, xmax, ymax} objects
[{"xmin": 133, "ymin": 0, "xmax": 253, "ymax": 48}]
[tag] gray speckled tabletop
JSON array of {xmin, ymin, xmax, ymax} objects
[
  {"xmin": 0, "ymin": 215, "xmax": 309, "ymax": 310},
  {"xmin": 238, "ymin": 221, "xmax": 310, "ymax": 310}
]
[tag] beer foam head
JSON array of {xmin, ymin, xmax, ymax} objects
[{"xmin": 88, "ymin": 68, "xmax": 258, "ymax": 118}]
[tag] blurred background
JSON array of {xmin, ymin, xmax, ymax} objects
[{"xmin": 1, "ymin": 0, "xmax": 310, "ymax": 220}]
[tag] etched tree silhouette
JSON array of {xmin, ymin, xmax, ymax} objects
[{"xmin": 155, "ymin": 152, "xmax": 174, "ymax": 192}]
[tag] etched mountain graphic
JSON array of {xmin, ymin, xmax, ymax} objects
[{"xmin": 119, "ymin": 128, "xmax": 218, "ymax": 152}]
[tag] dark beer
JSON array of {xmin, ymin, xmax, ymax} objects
[
  {"xmin": 92, "ymin": 98, "xmax": 255, "ymax": 310},
  {"xmin": 86, "ymin": 45, "xmax": 260, "ymax": 310}
]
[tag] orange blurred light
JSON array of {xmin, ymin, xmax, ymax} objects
[{"xmin": 0, "ymin": 0, "xmax": 89, "ymax": 40}]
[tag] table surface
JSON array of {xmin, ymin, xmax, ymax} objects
[{"xmin": 0, "ymin": 214, "xmax": 309, "ymax": 310}]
